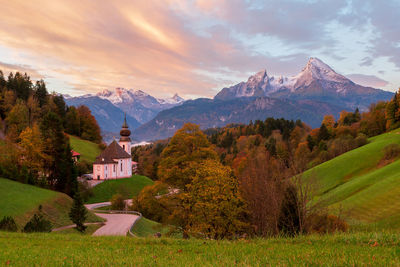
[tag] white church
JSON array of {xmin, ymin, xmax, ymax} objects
[{"xmin": 93, "ymin": 115, "xmax": 132, "ymax": 180}]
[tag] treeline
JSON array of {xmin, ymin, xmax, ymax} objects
[
  {"xmin": 131, "ymin": 91, "xmax": 400, "ymax": 238},
  {"xmin": 0, "ymin": 71, "xmax": 101, "ymax": 196}
]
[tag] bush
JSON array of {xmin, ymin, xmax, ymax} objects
[
  {"xmin": 110, "ymin": 193, "xmax": 125, "ymax": 210},
  {"xmin": 0, "ymin": 216, "xmax": 18, "ymax": 232},
  {"xmin": 382, "ymin": 144, "xmax": 400, "ymax": 161},
  {"xmin": 354, "ymin": 133, "xmax": 368, "ymax": 148},
  {"xmin": 23, "ymin": 205, "xmax": 52, "ymax": 233},
  {"xmin": 307, "ymin": 214, "xmax": 348, "ymax": 234}
]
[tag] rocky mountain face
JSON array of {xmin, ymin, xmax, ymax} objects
[
  {"xmin": 96, "ymin": 88, "xmax": 184, "ymax": 123},
  {"xmin": 65, "ymin": 88, "xmax": 185, "ymax": 138},
  {"xmin": 215, "ymin": 57, "xmax": 392, "ymax": 111},
  {"xmin": 133, "ymin": 58, "xmax": 393, "ymax": 141}
]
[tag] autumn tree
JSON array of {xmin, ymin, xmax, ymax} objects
[
  {"xmin": 157, "ymin": 123, "xmax": 218, "ymax": 189},
  {"xmin": 18, "ymin": 124, "xmax": 48, "ymax": 180},
  {"xmin": 178, "ymin": 160, "xmax": 248, "ymax": 239}
]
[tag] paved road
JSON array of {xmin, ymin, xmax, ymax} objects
[{"xmin": 85, "ymin": 201, "xmax": 139, "ymax": 236}]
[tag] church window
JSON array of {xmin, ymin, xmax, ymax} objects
[
  {"xmin": 123, "ymin": 145, "xmax": 125, "ymax": 150},
  {"xmin": 121, "ymin": 161, "xmax": 123, "ymax": 171}
]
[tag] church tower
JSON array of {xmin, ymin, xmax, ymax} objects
[{"xmin": 119, "ymin": 113, "xmax": 131, "ymax": 155}]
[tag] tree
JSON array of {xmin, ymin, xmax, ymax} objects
[
  {"xmin": 183, "ymin": 160, "xmax": 248, "ymax": 239},
  {"xmin": 317, "ymin": 123, "xmax": 330, "ymax": 142},
  {"xmin": 110, "ymin": 194, "xmax": 125, "ymax": 210},
  {"xmin": 40, "ymin": 112, "xmax": 77, "ymax": 195},
  {"xmin": 33, "ymin": 80, "xmax": 48, "ymax": 107},
  {"xmin": 157, "ymin": 123, "xmax": 218, "ymax": 189},
  {"xmin": 5, "ymin": 99, "xmax": 29, "ymax": 141},
  {"xmin": 0, "ymin": 216, "xmax": 18, "ymax": 232},
  {"xmin": 69, "ymin": 192, "xmax": 87, "ymax": 232},
  {"xmin": 76, "ymin": 105, "xmax": 102, "ymax": 143},
  {"xmin": 65, "ymin": 106, "xmax": 80, "ymax": 136},
  {"xmin": 23, "ymin": 205, "xmax": 52, "ymax": 232},
  {"xmin": 19, "ymin": 124, "xmax": 49, "ymax": 180}
]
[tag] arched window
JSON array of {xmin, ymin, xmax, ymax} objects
[
  {"xmin": 121, "ymin": 161, "xmax": 123, "ymax": 172},
  {"xmin": 123, "ymin": 145, "xmax": 125, "ymax": 150}
]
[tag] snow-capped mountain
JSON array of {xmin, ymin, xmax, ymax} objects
[
  {"xmin": 83, "ymin": 88, "xmax": 185, "ymax": 124},
  {"xmin": 215, "ymin": 57, "xmax": 392, "ymax": 110}
]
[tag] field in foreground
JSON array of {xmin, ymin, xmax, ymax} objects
[
  {"xmin": 0, "ymin": 178, "xmax": 102, "ymax": 228},
  {"xmin": 1, "ymin": 231, "xmax": 399, "ymax": 266},
  {"xmin": 68, "ymin": 135, "xmax": 102, "ymax": 163},
  {"xmin": 86, "ymin": 175, "xmax": 154, "ymax": 203},
  {"xmin": 303, "ymin": 129, "xmax": 400, "ymax": 230}
]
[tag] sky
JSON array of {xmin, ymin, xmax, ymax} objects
[{"xmin": 0, "ymin": 0, "xmax": 399, "ymax": 99}]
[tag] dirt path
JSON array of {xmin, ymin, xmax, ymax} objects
[{"xmin": 85, "ymin": 201, "xmax": 139, "ymax": 236}]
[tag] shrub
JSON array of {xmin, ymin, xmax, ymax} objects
[
  {"xmin": 354, "ymin": 133, "xmax": 368, "ymax": 147},
  {"xmin": 23, "ymin": 205, "xmax": 52, "ymax": 233},
  {"xmin": 0, "ymin": 216, "xmax": 18, "ymax": 232},
  {"xmin": 307, "ymin": 214, "xmax": 348, "ymax": 234},
  {"xmin": 110, "ymin": 194, "xmax": 125, "ymax": 210},
  {"xmin": 382, "ymin": 144, "xmax": 400, "ymax": 161}
]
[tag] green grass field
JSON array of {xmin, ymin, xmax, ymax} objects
[
  {"xmin": 86, "ymin": 175, "xmax": 154, "ymax": 203},
  {"xmin": 131, "ymin": 217, "xmax": 170, "ymax": 237},
  {"xmin": 0, "ymin": 178, "xmax": 102, "ymax": 228},
  {"xmin": 303, "ymin": 129, "xmax": 400, "ymax": 229},
  {"xmin": 68, "ymin": 135, "xmax": 102, "ymax": 163},
  {"xmin": 1, "ymin": 231, "xmax": 399, "ymax": 266}
]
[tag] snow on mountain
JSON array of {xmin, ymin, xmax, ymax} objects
[{"xmin": 215, "ymin": 57, "xmax": 393, "ymax": 111}]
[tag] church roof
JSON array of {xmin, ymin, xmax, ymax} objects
[{"xmin": 93, "ymin": 140, "xmax": 131, "ymax": 165}]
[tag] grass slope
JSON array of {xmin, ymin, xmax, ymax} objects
[
  {"xmin": 0, "ymin": 178, "xmax": 102, "ymax": 228},
  {"xmin": 86, "ymin": 175, "xmax": 154, "ymax": 203},
  {"xmin": 68, "ymin": 135, "xmax": 101, "ymax": 163},
  {"xmin": 303, "ymin": 129, "xmax": 400, "ymax": 229},
  {"xmin": 131, "ymin": 217, "xmax": 170, "ymax": 237},
  {"xmin": 0, "ymin": 232, "xmax": 399, "ymax": 266}
]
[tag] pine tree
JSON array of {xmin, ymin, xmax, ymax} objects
[{"xmin": 69, "ymin": 191, "xmax": 87, "ymax": 233}]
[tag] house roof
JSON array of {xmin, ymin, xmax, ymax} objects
[
  {"xmin": 71, "ymin": 150, "xmax": 80, "ymax": 157},
  {"xmin": 93, "ymin": 140, "xmax": 131, "ymax": 165}
]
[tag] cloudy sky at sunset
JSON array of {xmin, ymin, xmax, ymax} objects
[{"xmin": 0, "ymin": 0, "xmax": 399, "ymax": 98}]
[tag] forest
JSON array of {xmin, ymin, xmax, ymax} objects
[
  {"xmin": 131, "ymin": 89, "xmax": 400, "ymax": 238},
  {"xmin": 0, "ymin": 71, "xmax": 101, "ymax": 196}
]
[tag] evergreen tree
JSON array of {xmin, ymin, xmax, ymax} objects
[
  {"xmin": 317, "ymin": 123, "xmax": 330, "ymax": 142},
  {"xmin": 33, "ymin": 80, "xmax": 48, "ymax": 107},
  {"xmin": 69, "ymin": 191, "xmax": 87, "ymax": 233},
  {"xmin": 23, "ymin": 205, "xmax": 52, "ymax": 232},
  {"xmin": 40, "ymin": 112, "xmax": 77, "ymax": 195}
]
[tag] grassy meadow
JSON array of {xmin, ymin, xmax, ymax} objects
[
  {"xmin": 69, "ymin": 135, "xmax": 102, "ymax": 163},
  {"xmin": 86, "ymin": 175, "xmax": 154, "ymax": 203},
  {"xmin": 1, "ymin": 231, "xmax": 400, "ymax": 266},
  {"xmin": 303, "ymin": 129, "xmax": 400, "ymax": 229},
  {"xmin": 0, "ymin": 178, "xmax": 102, "ymax": 228}
]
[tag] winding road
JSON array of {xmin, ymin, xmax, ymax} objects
[{"xmin": 85, "ymin": 201, "xmax": 140, "ymax": 236}]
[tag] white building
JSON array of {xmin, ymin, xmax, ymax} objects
[{"xmin": 93, "ymin": 116, "xmax": 132, "ymax": 180}]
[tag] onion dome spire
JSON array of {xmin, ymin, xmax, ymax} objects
[{"xmin": 119, "ymin": 113, "xmax": 131, "ymax": 141}]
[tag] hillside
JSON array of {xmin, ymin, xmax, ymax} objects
[
  {"xmin": 0, "ymin": 231, "xmax": 399, "ymax": 265},
  {"xmin": 69, "ymin": 135, "xmax": 102, "ymax": 163},
  {"xmin": 86, "ymin": 175, "xmax": 154, "ymax": 203},
  {"xmin": 133, "ymin": 97, "xmax": 344, "ymax": 141},
  {"xmin": 303, "ymin": 129, "xmax": 400, "ymax": 229},
  {"xmin": 0, "ymin": 178, "xmax": 102, "ymax": 228}
]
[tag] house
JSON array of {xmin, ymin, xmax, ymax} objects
[
  {"xmin": 71, "ymin": 150, "xmax": 80, "ymax": 162},
  {"xmin": 92, "ymin": 115, "xmax": 132, "ymax": 180}
]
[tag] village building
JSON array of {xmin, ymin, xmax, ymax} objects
[{"xmin": 93, "ymin": 116, "xmax": 132, "ymax": 180}]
